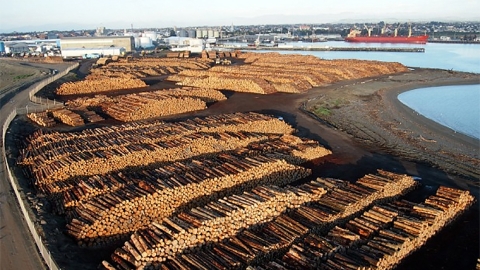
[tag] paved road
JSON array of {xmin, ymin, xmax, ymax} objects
[{"xmin": 0, "ymin": 60, "xmax": 74, "ymax": 270}]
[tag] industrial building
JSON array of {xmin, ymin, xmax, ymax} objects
[
  {"xmin": 123, "ymin": 31, "xmax": 157, "ymax": 49},
  {"xmin": 166, "ymin": 37, "xmax": 205, "ymax": 53},
  {"xmin": 61, "ymin": 47, "xmax": 126, "ymax": 59},
  {"xmin": 60, "ymin": 36, "xmax": 135, "ymax": 52},
  {"xmin": 4, "ymin": 42, "xmax": 30, "ymax": 54}
]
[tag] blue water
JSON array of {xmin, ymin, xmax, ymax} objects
[
  {"xmin": 227, "ymin": 41, "xmax": 480, "ymax": 138},
  {"xmin": 398, "ymin": 85, "xmax": 480, "ymax": 139}
]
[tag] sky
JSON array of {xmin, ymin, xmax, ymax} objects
[{"xmin": 0, "ymin": 0, "xmax": 479, "ymax": 32}]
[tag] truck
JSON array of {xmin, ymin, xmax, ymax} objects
[{"xmin": 84, "ymin": 53, "xmax": 101, "ymax": 59}]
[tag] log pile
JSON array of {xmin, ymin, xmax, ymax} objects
[
  {"xmin": 56, "ymin": 78, "xmax": 147, "ymax": 95},
  {"xmin": 260, "ymin": 186, "xmax": 474, "ymax": 270},
  {"xmin": 106, "ymin": 181, "xmax": 328, "ymax": 267},
  {"xmin": 66, "ymin": 155, "xmax": 311, "ymax": 245},
  {"xmin": 172, "ymin": 75, "xmax": 275, "ymax": 94},
  {"xmin": 27, "ymin": 112, "xmax": 56, "ymax": 127},
  {"xmin": 104, "ymin": 95, "xmax": 207, "ymax": 122},
  {"xmin": 46, "ymin": 134, "xmax": 329, "ymax": 205},
  {"xmin": 51, "ymin": 109, "xmax": 85, "ymax": 126},
  {"xmin": 128, "ymin": 171, "xmax": 416, "ymax": 270},
  {"xmin": 18, "ymin": 112, "xmax": 332, "ymax": 250},
  {"xmin": 19, "ymin": 113, "xmax": 300, "ymax": 189},
  {"xmin": 64, "ymin": 88, "xmax": 226, "ymax": 122},
  {"xmin": 79, "ymin": 109, "xmax": 105, "ymax": 123},
  {"xmin": 86, "ymin": 58, "xmax": 212, "ymax": 80},
  {"xmin": 168, "ymin": 52, "xmax": 408, "ymax": 94}
]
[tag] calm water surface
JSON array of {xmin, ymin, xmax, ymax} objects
[{"xmin": 398, "ymin": 85, "xmax": 480, "ymax": 140}]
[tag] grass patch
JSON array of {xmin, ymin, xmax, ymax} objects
[
  {"xmin": 311, "ymin": 98, "xmax": 349, "ymax": 117},
  {"xmin": 314, "ymin": 106, "xmax": 331, "ymax": 116},
  {"xmin": 14, "ymin": 74, "xmax": 34, "ymax": 80}
]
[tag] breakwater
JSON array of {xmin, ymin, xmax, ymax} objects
[{"xmin": 228, "ymin": 46, "xmax": 425, "ymax": 53}]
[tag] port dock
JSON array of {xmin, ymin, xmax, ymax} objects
[{"xmin": 226, "ymin": 46, "xmax": 425, "ymax": 53}]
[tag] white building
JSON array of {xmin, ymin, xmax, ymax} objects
[
  {"xmin": 5, "ymin": 42, "xmax": 29, "ymax": 54},
  {"xmin": 61, "ymin": 47, "xmax": 126, "ymax": 59},
  {"xmin": 166, "ymin": 37, "xmax": 205, "ymax": 53}
]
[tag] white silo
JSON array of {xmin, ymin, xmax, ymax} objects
[
  {"xmin": 196, "ymin": 29, "xmax": 202, "ymax": 38},
  {"xmin": 188, "ymin": 30, "xmax": 196, "ymax": 38},
  {"xmin": 201, "ymin": 29, "xmax": 208, "ymax": 38},
  {"xmin": 143, "ymin": 31, "xmax": 158, "ymax": 41},
  {"xmin": 207, "ymin": 29, "xmax": 214, "ymax": 38},
  {"xmin": 213, "ymin": 30, "xmax": 220, "ymax": 38},
  {"xmin": 139, "ymin": 37, "xmax": 153, "ymax": 48}
]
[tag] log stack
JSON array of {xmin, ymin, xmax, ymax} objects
[
  {"xmin": 51, "ymin": 109, "xmax": 85, "ymax": 126},
  {"xmin": 124, "ymin": 171, "xmax": 416, "ymax": 270},
  {"xmin": 56, "ymin": 78, "xmax": 147, "ymax": 95},
  {"xmin": 104, "ymin": 94, "xmax": 207, "ymax": 122},
  {"xmin": 168, "ymin": 52, "xmax": 408, "ymax": 95},
  {"xmin": 106, "ymin": 181, "xmax": 329, "ymax": 268},
  {"xmin": 66, "ymin": 155, "xmax": 311, "ymax": 246},
  {"xmin": 27, "ymin": 112, "xmax": 56, "ymax": 127},
  {"xmin": 263, "ymin": 186, "xmax": 474, "ymax": 270},
  {"xmin": 19, "ymin": 113, "xmax": 301, "ymax": 189},
  {"xmin": 86, "ymin": 58, "xmax": 212, "ymax": 80},
  {"xmin": 47, "ymin": 134, "xmax": 329, "ymax": 213}
]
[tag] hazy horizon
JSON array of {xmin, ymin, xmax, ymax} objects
[{"xmin": 1, "ymin": 0, "xmax": 479, "ymax": 33}]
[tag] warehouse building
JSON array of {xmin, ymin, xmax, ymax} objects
[
  {"xmin": 61, "ymin": 47, "xmax": 126, "ymax": 59},
  {"xmin": 60, "ymin": 36, "xmax": 135, "ymax": 52}
]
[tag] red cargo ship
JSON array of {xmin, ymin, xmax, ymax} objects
[{"xmin": 345, "ymin": 26, "xmax": 428, "ymax": 44}]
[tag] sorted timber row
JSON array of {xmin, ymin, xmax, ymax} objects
[
  {"xmin": 167, "ymin": 52, "xmax": 408, "ymax": 94},
  {"xmin": 66, "ymin": 154, "xmax": 311, "ymax": 245},
  {"xmin": 51, "ymin": 108, "xmax": 85, "ymax": 126},
  {"xmin": 27, "ymin": 108, "xmax": 105, "ymax": 128},
  {"xmin": 86, "ymin": 58, "xmax": 213, "ymax": 80},
  {"xmin": 257, "ymin": 186, "xmax": 475, "ymax": 270},
  {"xmin": 103, "ymin": 180, "xmax": 329, "ymax": 268},
  {"xmin": 19, "ymin": 112, "xmax": 298, "ymax": 188},
  {"xmin": 50, "ymin": 134, "xmax": 329, "ymax": 212},
  {"xmin": 27, "ymin": 112, "xmax": 56, "ymax": 127},
  {"xmin": 81, "ymin": 87, "xmax": 227, "ymax": 122},
  {"xmin": 101, "ymin": 170, "xmax": 417, "ymax": 269},
  {"xmin": 56, "ymin": 78, "xmax": 148, "ymax": 95}
]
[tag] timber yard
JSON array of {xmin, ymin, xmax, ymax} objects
[{"xmin": 0, "ymin": 20, "xmax": 479, "ymax": 270}]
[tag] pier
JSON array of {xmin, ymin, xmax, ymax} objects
[{"xmin": 225, "ymin": 46, "xmax": 425, "ymax": 53}]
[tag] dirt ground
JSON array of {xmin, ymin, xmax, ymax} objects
[{"xmin": 5, "ymin": 63, "xmax": 480, "ymax": 269}]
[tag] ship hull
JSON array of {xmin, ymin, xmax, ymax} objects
[{"xmin": 345, "ymin": 35, "xmax": 428, "ymax": 44}]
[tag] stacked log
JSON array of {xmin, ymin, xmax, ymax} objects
[
  {"xmin": 86, "ymin": 58, "xmax": 212, "ymax": 80},
  {"xmin": 51, "ymin": 109, "xmax": 85, "ymax": 126},
  {"xmin": 66, "ymin": 155, "xmax": 311, "ymax": 245},
  {"xmin": 172, "ymin": 75, "xmax": 275, "ymax": 94},
  {"xmin": 106, "ymin": 181, "xmax": 329, "ymax": 268},
  {"xmin": 19, "ymin": 113, "xmax": 300, "ymax": 189},
  {"xmin": 56, "ymin": 78, "xmax": 147, "ymax": 95},
  {"xmin": 104, "ymin": 95, "xmax": 206, "ymax": 122},
  {"xmin": 27, "ymin": 112, "xmax": 56, "ymax": 127},
  {"xmin": 258, "ymin": 186, "xmax": 474, "ymax": 270},
  {"xmin": 79, "ymin": 110, "xmax": 105, "ymax": 123},
  {"xmin": 168, "ymin": 52, "xmax": 408, "ymax": 95},
  {"xmin": 139, "ymin": 171, "xmax": 416, "ymax": 270},
  {"xmin": 166, "ymin": 51, "xmax": 190, "ymax": 58},
  {"xmin": 44, "ymin": 134, "xmax": 329, "ymax": 216}
]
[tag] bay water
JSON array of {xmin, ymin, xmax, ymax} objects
[{"xmin": 398, "ymin": 85, "xmax": 480, "ymax": 139}]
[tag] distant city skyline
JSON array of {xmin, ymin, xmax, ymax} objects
[{"xmin": 1, "ymin": 0, "xmax": 479, "ymax": 33}]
